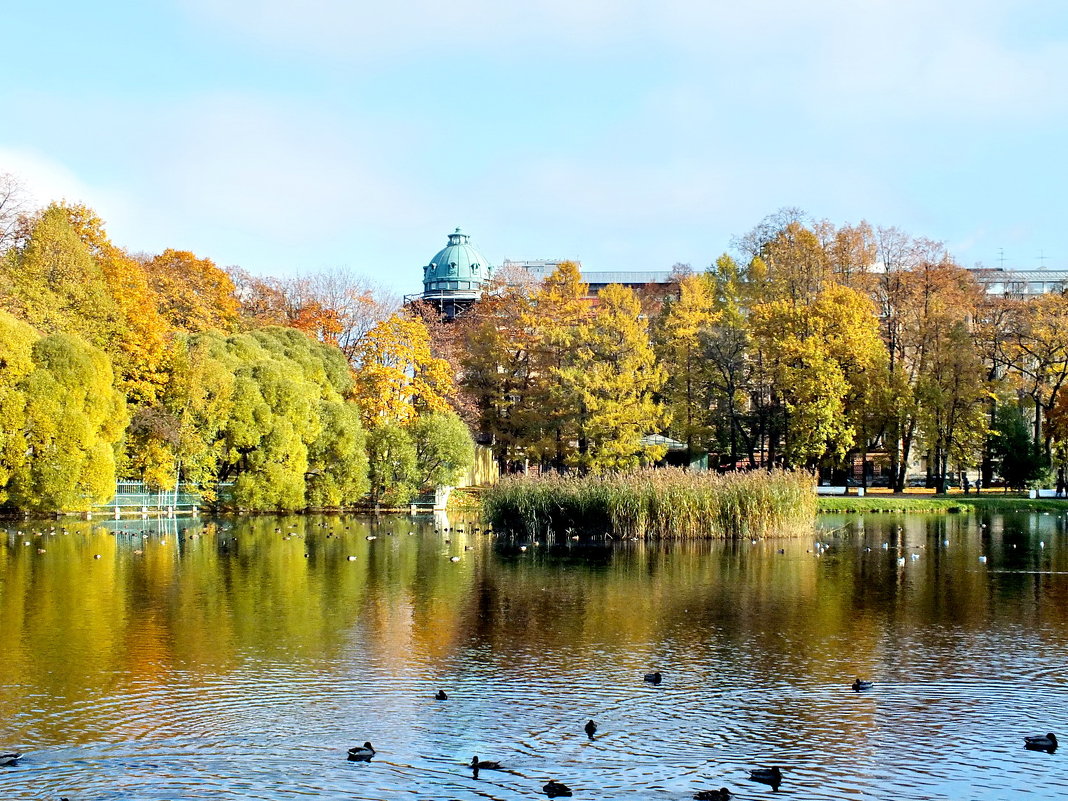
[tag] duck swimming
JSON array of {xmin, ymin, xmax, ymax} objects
[
  {"xmin": 584, "ymin": 719, "xmax": 597, "ymax": 737},
  {"xmin": 471, "ymin": 756, "xmax": 501, "ymax": 770},
  {"xmin": 644, "ymin": 671, "xmax": 663, "ymax": 684},
  {"xmin": 347, "ymin": 742, "xmax": 375, "ymax": 761},
  {"xmin": 0, "ymin": 752, "xmax": 20, "ymax": 767},
  {"xmin": 435, "ymin": 690, "xmax": 448, "ymax": 700},
  {"xmin": 543, "ymin": 779, "xmax": 573, "ymax": 797},
  {"xmin": 851, "ymin": 678, "xmax": 874, "ymax": 691},
  {"xmin": 748, "ymin": 767, "xmax": 782, "ymax": 789},
  {"xmin": 1024, "ymin": 733, "xmax": 1058, "ymax": 751},
  {"xmin": 693, "ymin": 789, "xmax": 731, "ymax": 801}
]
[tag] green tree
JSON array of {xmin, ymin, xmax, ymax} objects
[
  {"xmin": 135, "ymin": 327, "xmax": 366, "ymax": 511},
  {"xmin": 306, "ymin": 402, "xmax": 369, "ymax": 507},
  {"xmin": 990, "ymin": 403, "xmax": 1043, "ymax": 489},
  {"xmin": 409, "ymin": 411, "xmax": 475, "ymax": 489},
  {"xmin": 367, "ymin": 423, "xmax": 418, "ymax": 506},
  {"xmin": 0, "ymin": 205, "xmax": 121, "ymax": 350},
  {"xmin": 6, "ymin": 333, "xmax": 128, "ymax": 512},
  {"xmin": 0, "ymin": 312, "xmax": 38, "ymax": 504}
]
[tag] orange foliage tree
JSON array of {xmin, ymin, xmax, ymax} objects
[{"xmin": 143, "ymin": 249, "xmax": 239, "ymax": 333}]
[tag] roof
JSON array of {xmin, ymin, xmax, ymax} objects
[
  {"xmin": 583, "ymin": 270, "xmax": 674, "ymax": 285},
  {"xmin": 423, "ymin": 228, "xmax": 492, "ymax": 291},
  {"xmin": 971, "ymin": 269, "xmax": 1068, "ymax": 282},
  {"xmin": 640, "ymin": 433, "xmax": 687, "ymax": 450}
]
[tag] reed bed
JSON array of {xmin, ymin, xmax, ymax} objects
[{"xmin": 483, "ymin": 468, "xmax": 816, "ymax": 539}]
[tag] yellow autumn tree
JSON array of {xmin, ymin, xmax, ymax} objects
[
  {"xmin": 350, "ymin": 312, "xmax": 453, "ymax": 426},
  {"xmin": 655, "ymin": 272, "xmax": 719, "ymax": 457},
  {"xmin": 523, "ymin": 261, "xmax": 588, "ymax": 469},
  {"xmin": 59, "ymin": 202, "xmax": 172, "ymax": 404},
  {"xmin": 751, "ymin": 284, "xmax": 888, "ymax": 467},
  {"xmin": 143, "ymin": 249, "xmax": 240, "ymax": 333},
  {"xmin": 560, "ymin": 283, "xmax": 668, "ymax": 472}
]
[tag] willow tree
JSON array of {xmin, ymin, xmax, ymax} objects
[
  {"xmin": 133, "ymin": 327, "xmax": 368, "ymax": 510},
  {"xmin": 409, "ymin": 411, "xmax": 475, "ymax": 489},
  {"xmin": 366, "ymin": 423, "xmax": 418, "ymax": 506},
  {"xmin": 6, "ymin": 333, "xmax": 127, "ymax": 512},
  {"xmin": 0, "ymin": 312, "xmax": 37, "ymax": 503},
  {"xmin": 307, "ymin": 402, "xmax": 369, "ymax": 507}
]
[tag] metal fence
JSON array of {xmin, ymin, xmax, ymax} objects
[{"xmin": 95, "ymin": 481, "xmax": 205, "ymax": 515}]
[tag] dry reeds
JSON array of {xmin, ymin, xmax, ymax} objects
[{"xmin": 483, "ymin": 468, "xmax": 816, "ymax": 539}]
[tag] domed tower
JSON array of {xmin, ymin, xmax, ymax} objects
[{"xmin": 421, "ymin": 227, "xmax": 492, "ymax": 319}]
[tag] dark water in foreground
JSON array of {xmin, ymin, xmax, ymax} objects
[{"xmin": 2, "ymin": 511, "xmax": 1068, "ymax": 800}]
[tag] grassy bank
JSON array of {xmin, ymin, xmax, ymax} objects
[
  {"xmin": 483, "ymin": 468, "xmax": 816, "ymax": 539},
  {"xmin": 817, "ymin": 494, "xmax": 1068, "ymax": 514}
]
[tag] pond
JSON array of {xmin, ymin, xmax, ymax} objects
[{"xmin": 1, "ymin": 511, "xmax": 1068, "ymax": 800}]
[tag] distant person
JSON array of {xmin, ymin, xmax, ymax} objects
[
  {"xmin": 975, "ymin": 478, "xmax": 982, "ymax": 495},
  {"xmin": 963, "ymin": 475, "xmax": 971, "ymax": 495},
  {"xmin": 1057, "ymin": 475, "xmax": 1065, "ymax": 498}
]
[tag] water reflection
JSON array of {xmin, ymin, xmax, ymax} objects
[{"xmin": 1, "ymin": 511, "xmax": 1067, "ymax": 799}]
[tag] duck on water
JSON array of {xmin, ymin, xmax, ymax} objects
[
  {"xmin": 748, "ymin": 766, "xmax": 782, "ymax": 790},
  {"xmin": 348, "ymin": 742, "xmax": 375, "ymax": 761},
  {"xmin": 1024, "ymin": 733, "xmax": 1058, "ymax": 752},
  {"xmin": 544, "ymin": 779, "xmax": 573, "ymax": 797},
  {"xmin": 693, "ymin": 788, "xmax": 731, "ymax": 800}
]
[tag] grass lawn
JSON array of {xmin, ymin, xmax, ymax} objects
[{"xmin": 817, "ymin": 493, "xmax": 1068, "ymax": 514}]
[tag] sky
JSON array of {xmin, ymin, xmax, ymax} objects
[{"xmin": 2, "ymin": 0, "xmax": 1067, "ymax": 295}]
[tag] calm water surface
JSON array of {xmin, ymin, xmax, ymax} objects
[{"xmin": 2, "ymin": 511, "xmax": 1068, "ymax": 800}]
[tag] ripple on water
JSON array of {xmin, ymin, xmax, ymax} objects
[{"xmin": 3, "ymin": 514, "xmax": 1068, "ymax": 800}]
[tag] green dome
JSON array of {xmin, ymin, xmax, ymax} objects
[{"xmin": 423, "ymin": 228, "xmax": 492, "ymax": 298}]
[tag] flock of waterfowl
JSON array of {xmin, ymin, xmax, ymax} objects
[
  {"xmin": 338, "ymin": 669, "xmax": 794, "ymax": 798},
  {"xmin": 333, "ymin": 671, "xmax": 1060, "ymax": 798}
]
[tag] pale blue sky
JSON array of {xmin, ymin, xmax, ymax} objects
[{"xmin": 3, "ymin": 0, "xmax": 1067, "ymax": 294}]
